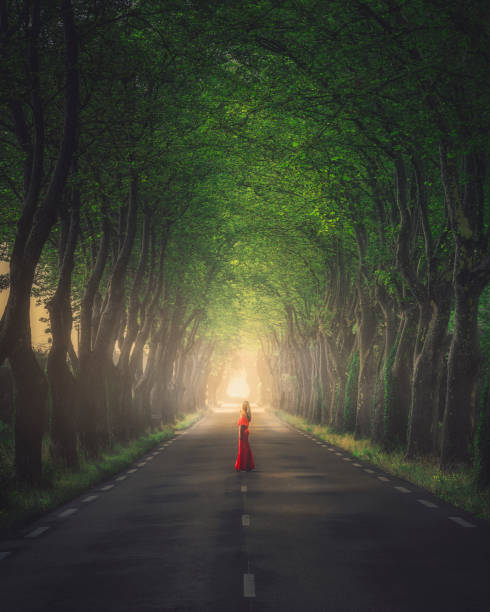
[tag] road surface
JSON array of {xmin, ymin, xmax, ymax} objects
[{"xmin": 1, "ymin": 406, "xmax": 489, "ymax": 611}]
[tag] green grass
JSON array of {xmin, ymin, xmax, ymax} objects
[
  {"xmin": 0, "ymin": 410, "xmax": 205, "ymax": 531},
  {"xmin": 276, "ymin": 410, "xmax": 490, "ymax": 523}
]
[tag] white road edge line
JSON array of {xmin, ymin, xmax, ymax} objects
[
  {"xmin": 364, "ymin": 469, "xmax": 375, "ymax": 474},
  {"xmin": 378, "ymin": 476, "xmax": 390, "ymax": 482},
  {"xmin": 418, "ymin": 499, "xmax": 437, "ymax": 508},
  {"xmin": 448, "ymin": 516, "xmax": 476, "ymax": 528},
  {"xmin": 99, "ymin": 484, "xmax": 115, "ymax": 491},
  {"xmin": 353, "ymin": 463, "xmax": 362, "ymax": 467},
  {"xmin": 25, "ymin": 526, "xmax": 50, "ymax": 538},
  {"xmin": 58, "ymin": 508, "xmax": 78, "ymax": 519},
  {"xmin": 243, "ymin": 573, "xmax": 256, "ymax": 598},
  {"xmin": 127, "ymin": 469, "xmax": 138, "ymax": 474},
  {"xmin": 116, "ymin": 475, "xmax": 128, "ymax": 481},
  {"xmin": 82, "ymin": 495, "xmax": 98, "ymax": 503},
  {"xmin": 242, "ymin": 514, "xmax": 250, "ymax": 527},
  {"xmin": 394, "ymin": 486, "xmax": 411, "ymax": 493}
]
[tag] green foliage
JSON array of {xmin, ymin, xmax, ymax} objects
[{"xmin": 0, "ymin": 0, "xmax": 488, "ymax": 486}]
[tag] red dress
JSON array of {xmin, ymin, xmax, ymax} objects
[{"xmin": 235, "ymin": 415, "xmax": 255, "ymax": 471}]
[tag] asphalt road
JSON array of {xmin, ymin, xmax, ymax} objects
[{"xmin": 1, "ymin": 406, "xmax": 489, "ymax": 611}]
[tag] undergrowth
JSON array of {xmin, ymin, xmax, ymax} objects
[
  {"xmin": 277, "ymin": 410, "xmax": 490, "ymax": 523},
  {"xmin": 0, "ymin": 410, "xmax": 205, "ymax": 531}
]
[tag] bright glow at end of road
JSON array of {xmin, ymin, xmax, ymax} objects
[{"xmin": 226, "ymin": 371, "xmax": 250, "ymax": 398}]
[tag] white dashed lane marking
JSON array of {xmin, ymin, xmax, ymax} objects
[
  {"xmin": 58, "ymin": 508, "xmax": 78, "ymax": 519},
  {"xmin": 127, "ymin": 468, "xmax": 138, "ymax": 474},
  {"xmin": 448, "ymin": 517, "xmax": 476, "ymax": 528},
  {"xmin": 241, "ymin": 484, "xmax": 247, "ymax": 493},
  {"xmin": 364, "ymin": 469, "xmax": 375, "ymax": 474},
  {"xmin": 243, "ymin": 573, "xmax": 256, "ymax": 598},
  {"xmin": 116, "ymin": 475, "xmax": 127, "ymax": 481},
  {"xmin": 394, "ymin": 486, "xmax": 411, "ymax": 493},
  {"xmin": 378, "ymin": 476, "xmax": 390, "ymax": 482},
  {"xmin": 25, "ymin": 526, "xmax": 50, "ymax": 538},
  {"xmin": 342, "ymin": 458, "xmax": 352, "ymax": 461},
  {"xmin": 242, "ymin": 514, "xmax": 250, "ymax": 527},
  {"xmin": 0, "ymin": 552, "xmax": 11, "ymax": 561},
  {"xmin": 353, "ymin": 463, "xmax": 362, "ymax": 467},
  {"xmin": 82, "ymin": 495, "xmax": 98, "ymax": 503},
  {"xmin": 335, "ymin": 452, "xmax": 342, "ymax": 456},
  {"xmin": 418, "ymin": 499, "xmax": 438, "ymax": 508},
  {"xmin": 99, "ymin": 484, "xmax": 115, "ymax": 491},
  {"xmin": 137, "ymin": 462, "xmax": 146, "ymax": 467}
]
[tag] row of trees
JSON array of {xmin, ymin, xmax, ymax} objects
[
  {"xmin": 0, "ymin": 1, "xmax": 247, "ymax": 484},
  {"xmin": 235, "ymin": 1, "xmax": 489, "ymax": 483},
  {"xmin": 0, "ymin": 1, "xmax": 488, "ymax": 488}
]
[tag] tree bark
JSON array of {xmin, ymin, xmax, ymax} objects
[
  {"xmin": 440, "ymin": 286, "xmax": 481, "ymax": 467},
  {"xmin": 406, "ymin": 297, "xmax": 450, "ymax": 458},
  {"xmin": 439, "ymin": 144, "xmax": 489, "ymax": 468},
  {"xmin": 383, "ymin": 307, "xmax": 416, "ymax": 450},
  {"xmin": 46, "ymin": 192, "xmax": 80, "ymax": 467},
  {"xmin": 355, "ymin": 289, "xmax": 378, "ymax": 438}
]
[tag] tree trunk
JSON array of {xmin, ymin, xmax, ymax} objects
[
  {"xmin": 10, "ymin": 341, "xmax": 48, "ymax": 484},
  {"xmin": 355, "ymin": 298, "xmax": 378, "ymax": 438},
  {"xmin": 440, "ymin": 287, "xmax": 481, "ymax": 467},
  {"xmin": 343, "ymin": 348, "xmax": 359, "ymax": 433},
  {"xmin": 384, "ymin": 307, "xmax": 417, "ymax": 450},
  {"xmin": 439, "ymin": 144, "xmax": 489, "ymax": 468},
  {"xmin": 406, "ymin": 298, "xmax": 450, "ymax": 458},
  {"xmin": 46, "ymin": 195, "xmax": 79, "ymax": 467},
  {"xmin": 373, "ymin": 285, "xmax": 397, "ymax": 444}
]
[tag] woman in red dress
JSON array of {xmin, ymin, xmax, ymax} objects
[{"xmin": 235, "ymin": 401, "xmax": 255, "ymax": 471}]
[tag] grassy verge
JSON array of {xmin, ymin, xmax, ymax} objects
[
  {"xmin": 0, "ymin": 410, "xmax": 205, "ymax": 532},
  {"xmin": 276, "ymin": 410, "xmax": 490, "ymax": 523}
]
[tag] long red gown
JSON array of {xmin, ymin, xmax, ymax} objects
[{"xmin": 235, "ymin": 415, "xmax": 255, "ymax": 471}]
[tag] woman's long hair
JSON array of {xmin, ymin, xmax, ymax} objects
[{"xmin": 242, "ymin": 400, "xmax": 252, "ymax": 422}]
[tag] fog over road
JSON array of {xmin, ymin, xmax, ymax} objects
[{"xmin": 1, "ymin": 407, "xmax": 489, "ymax": 611}]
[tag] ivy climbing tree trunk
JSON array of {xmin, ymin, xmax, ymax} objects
[{"xmin": 440, "ymin": 145, "xmax": 490, "ymax": 468}]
